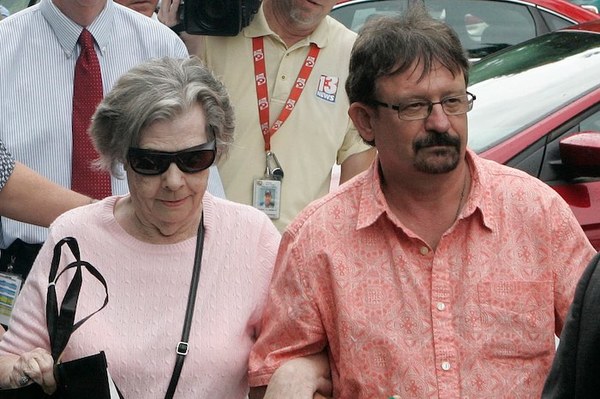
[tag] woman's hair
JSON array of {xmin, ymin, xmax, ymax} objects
[
  {"xmin": 345, "ymin": 4, "xmax": 470, "ymax": 106},
  {"xmin": 91, "ymin": 56, "xmax": 235, "ymax": 177}
]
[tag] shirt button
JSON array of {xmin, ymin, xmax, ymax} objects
[
  {"xmin": 419, "ymin": 246, "xmax": 429, "ymax": 255},
  {"xmin": 281, "ymin": 75, "xmax": 286, "ymax": 80},
  {"xmin": 441, "ymin": 361, "xmax": 451, "ymax": 371},
  {"xmin": 436, "ymin": 302, "xmax": 446, "ymax": 311}
]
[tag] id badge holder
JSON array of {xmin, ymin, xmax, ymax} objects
[
  {"xmin": 253, "ymin": 151, "xmax": 283, "ymax": 220},
  {"xmin": 0, "ymin": 258, "xmax": 24, "ymax": 326},
  {"xmin": 253, "ymin": 179, "xmax": 281, "ymax": 220}
]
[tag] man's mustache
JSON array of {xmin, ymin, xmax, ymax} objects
[{"xmin": 414, "ymin": 132, "xmax": 461, "ymax": 151}]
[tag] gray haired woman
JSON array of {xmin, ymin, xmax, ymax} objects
[{"xmin": 0, "ymin": 57, "xmax": 280, "ymax": 398}]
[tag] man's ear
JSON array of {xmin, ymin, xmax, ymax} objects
[{"xmin": 348, "ymin": 102, "xmax": 376, "ymax": 144}]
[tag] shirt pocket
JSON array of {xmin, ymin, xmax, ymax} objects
[{"xmin": 477, "ymin": 280, "xmax": 554, "ymax": 361}]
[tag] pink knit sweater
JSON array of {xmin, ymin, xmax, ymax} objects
[{"xmin": 0, "ymin": 193, "xmax": 280, "ymax": 398}]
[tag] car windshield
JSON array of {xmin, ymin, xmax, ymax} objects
[{"xmin": 467, "ymin": 30, "xmax": 600, "ymax": 153}]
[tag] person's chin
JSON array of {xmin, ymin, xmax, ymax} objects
[
  {"xmin": 415, "ymin": 150, "xmax": 459, "ymax": 174},
  {"xmin": 131, "ymin": 4, "xmax": 154, "ymax": 17}
]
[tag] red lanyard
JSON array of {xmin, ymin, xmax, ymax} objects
[{"xmin": 252, "ymin": 36, "xmax": 320, "ymax": 151}]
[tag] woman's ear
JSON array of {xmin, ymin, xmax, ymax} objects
[{"xmin": 348, "ymin": 102, "xmax": 376, "ymax": 144}]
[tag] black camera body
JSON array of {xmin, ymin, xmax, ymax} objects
[{"xmin": 182, "ymin": 0, "xmax": 262, "ymax": 36}]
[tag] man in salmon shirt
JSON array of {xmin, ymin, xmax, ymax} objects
[{"xmin": 248, "ymin": 5, "xmax": 596, "ymax": 398}]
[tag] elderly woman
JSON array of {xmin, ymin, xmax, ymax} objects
[{"xmin": 0, "ymin": 57, "xmax": 280, "ymax": 398}]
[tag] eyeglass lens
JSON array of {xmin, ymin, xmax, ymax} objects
[
  {"xmin": 399, "ymin": 93, "xmax": 474, "ymax": 120},
  {"xmin": 128, "ymin": 141, "xmax": 216, "ymax": 176}
]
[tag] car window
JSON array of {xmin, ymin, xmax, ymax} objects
[
  {"xmin": 331, "ymin": 0, "xmax": 539, "ymax": 60},
  {"xmin": 580, "ymin": 106, "xmax": 600, "ymax": 132},
  {"xmin": 331, "ymin": 0, "xmax": 411, "ymax": 32},
  {"xmin": 474, "ymin": 3, "xmax": 535, "ymax": 44},
  {"xmin": 542, "ymin": 10, "xmax": 576, "ymax": 31},
  {"xmin": 439, "ymin": 0, "xmax": 536, "ymax": 58}
]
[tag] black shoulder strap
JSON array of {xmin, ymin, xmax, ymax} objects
[
  {"xmin": 46, "ymin": 237, "xmax": 109, "ymax": 362},
  {"xmin": 164, "ymin": 217, "xmax": 205, "ymax": 399}
]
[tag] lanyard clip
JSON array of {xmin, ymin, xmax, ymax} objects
[{"xmin": 265, "ymin": 151, "xmax": 284, "ymax": 181}]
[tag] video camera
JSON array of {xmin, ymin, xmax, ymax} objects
[{"xmin": 181, "ymin": 0, "xmax": 262, "ymax": 36}]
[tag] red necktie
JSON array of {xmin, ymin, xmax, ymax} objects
[{"xmin": 71, "ymin": 29, "xmax": 111, "ymax": 199}]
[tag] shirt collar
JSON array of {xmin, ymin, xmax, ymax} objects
[
  {"xmin": 243, "ymin": 3, "xmax": 331, "ymax": 49},
  {"xmin": 356, "ymin": 158, "xmax": 389, "ymax": 230},
  {"xmin": 41, "ymin": 0, "xmax": 114, "ymax": 58},
  {"xmin": 463, "ymin": 149, "xmax": 496, "ymax": 232},
  {"xmin": 356, "ymin": 149, "xmax": 495, "ymax": 232}
]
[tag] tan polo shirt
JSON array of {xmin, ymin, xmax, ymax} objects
[{"xmin": 200, "ymin": 6, "xmax": 370, "ymax": 231}]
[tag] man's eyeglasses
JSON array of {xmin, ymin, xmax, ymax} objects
[
  {"xmin": 127, "ymin": 140, "xmax": 216, "ymax": 176},
  {"xmin": 372, "ymin": 92, "xmax": 476, "ymax": 121}
]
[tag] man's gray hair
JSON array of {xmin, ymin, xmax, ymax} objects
[{"xmin": 91, "ymin": 56, "xmax": 235, "ymax": 177}]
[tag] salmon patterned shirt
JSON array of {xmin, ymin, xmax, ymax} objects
[{"xmin": 249, "ymin": 150, "xmax": 596, "ymax": 398}]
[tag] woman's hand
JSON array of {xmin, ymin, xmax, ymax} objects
[
  {"xmin": 158, "ymin": 0, "xmax": 182, "ymax": 28},
  {"xmin": 0, "ymin": 349, "xmax": 56, "ymax": 394}
]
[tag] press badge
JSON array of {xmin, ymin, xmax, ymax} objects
[
  {"xmin": 0, "ymin": 258, "xmax": 24, "ymax": 326},
  {"xmin": 253, "ymin": 151, "xmax": 283, "ymax": 220}
]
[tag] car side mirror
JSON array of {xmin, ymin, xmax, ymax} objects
[{"xmin": 559, "ymin": 132, "xmax": 600, "ymax": 178}]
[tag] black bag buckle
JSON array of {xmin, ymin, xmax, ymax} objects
[{"xmin": 176, "ymin": 342, "xmax": 189, "ymax": 356}]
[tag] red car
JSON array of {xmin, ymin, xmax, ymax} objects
[
  {"xmin": 331, "ymin": 0, "xmax": 599, "ymax": 61},
  {"xmin": 468, "ymin": 20, "xmax": 600, "ymax": 249}
]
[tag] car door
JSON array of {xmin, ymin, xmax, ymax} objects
[{"xmin": 496, "ymin": 92, "xmax": 600, "ymax": 250}]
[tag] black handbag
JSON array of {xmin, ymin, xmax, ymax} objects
[
  {"xmin": 1, "ymin": 383, "xmax": 50, "ymax": 399},
  {"xmin": 1, "ymin": 237, "xmax": 115, "ymax": 399},
  {"xmin": 2, "ymin": 352, "xmax": 116, "ymax": 399}
]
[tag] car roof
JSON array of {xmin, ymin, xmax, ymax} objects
[
  {"xmin": 560, "ymin": 17, "xmax": 600, "ymax": 30},
  {"xmin": 334, "ymin": 0, "xmax": 600, "ymax": 22},
  {"xmin": 531, "ymin": 0, "xmax": 600, "ymax": 20},
  {"xmin": 467, "ymin": 25, "xmax": 600, "ymax": 154}
]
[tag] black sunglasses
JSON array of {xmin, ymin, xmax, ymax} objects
[{"xmin": 127, "ymin": 140, "xmax": 216, "ymax": 176}]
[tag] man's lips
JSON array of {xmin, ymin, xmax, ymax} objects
[{"xmin": 419, "ymin": 144, "xmax": 455, "ymax": 151}]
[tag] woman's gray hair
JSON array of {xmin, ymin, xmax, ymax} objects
[
  {"xmin": 346, "ymin": 4, "xmax": 470, "ymax": 107},
  {"xmin": 91, "ymin": 56, "xmax": 235, "ymax": 177}
]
